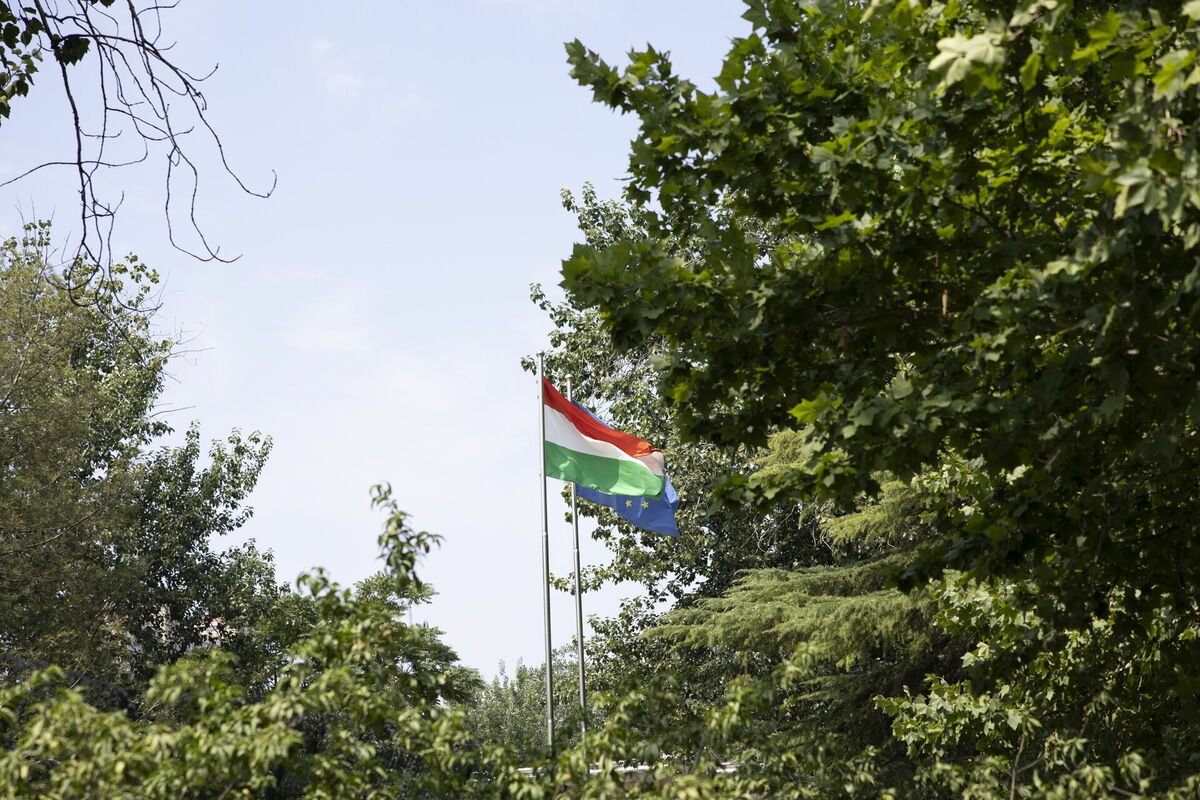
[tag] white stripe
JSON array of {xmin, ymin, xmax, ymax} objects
[{"xmin": 544, "ymin": 405, "xmax": 664, "ymax": 476}]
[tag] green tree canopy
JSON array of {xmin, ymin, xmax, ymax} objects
[
  {"xmin": 0, "ymin": 489, "xmax": 486, "ymax": 800},
  {"xmin": 562, "ymin": 0, "xmax": 1200, "ymax": 667},
  {"xmin": 0, "ymin": 224, "xmax": 285, "ymax": 701},
  {"xmin": 560, "ymin": 0, "xmax": 1200, "ymax": 795}
]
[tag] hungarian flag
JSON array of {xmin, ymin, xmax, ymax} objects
[{"xmin": 542, "ymin": 379, "xmax": 665, "ymax": 498}]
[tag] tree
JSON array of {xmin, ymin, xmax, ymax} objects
[
  {"xmin": 0, "ymin": 1, "xmax": 273, "ymax": 265},
  {"xmin": 0, "ymin": 223, "xmax": 283, "ymax": 702},
  {"xmin": 1, "ymin": 222, "xmax": 168, "ymax": 687},
  {"xmin": 0, "ymin": 490, "xmax": 491, "ymax": 800},
  {"xmin": 562, "ymin": 1, "xmax": 1200, "ymax": 795},
  {"xmin": 460, "ymin": 647, "xmax": 592, "ymax": 764},
  {"xmin": 653, "ymin": 457, "xmax": 955, "ymax": 782},
  {"xmin": 114, "ymin": 423, "xmax": 273, "ymax": 684}
]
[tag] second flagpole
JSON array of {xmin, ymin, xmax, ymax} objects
[{"xmin": 566, "ymin": 377, "xmax": 588, "ymax": 748}]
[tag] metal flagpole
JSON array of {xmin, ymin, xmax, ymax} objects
[
  {"xmin": 537, "ymin": 353, "xmax": 555, "ymax": 756},
  {"xmin": 566, "ymin": 377, "xmax": 588, "ymax": 746}
]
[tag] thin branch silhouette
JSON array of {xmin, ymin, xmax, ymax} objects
[{"xmin": 2, "ymin": 0, "xmax": 276, "ymax": 280}]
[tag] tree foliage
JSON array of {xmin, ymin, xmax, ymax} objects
[
  {"xmin": 12, "ymin": 0, "xmax": 1200, "ymax": 796},
  {"xmin": 0, "ymin": 488, "xmax": 486, "ymax": 800},
  {"xmin": 0, "ymin": 224, "xmax": 284, "ymax": 702},
  {"xmin": 459, "ymin": 647, "xmax": 595, "ymax": 764},
  {"xmin": 560, "ymin": 0, "xmax": 1200, "ymax": 795}
]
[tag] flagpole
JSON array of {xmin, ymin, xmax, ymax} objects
[
  {"xmin": 566, "ymin": 377, "xmax": 588, "ymax": 747},
  {"xmin": 537, "ymin": 353, "xmax": 555, "ymax": 756}
]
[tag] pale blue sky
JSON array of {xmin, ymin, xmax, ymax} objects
[{"xmin": 0, "ymin": 0, "xmax": 745, "ymax": 676}]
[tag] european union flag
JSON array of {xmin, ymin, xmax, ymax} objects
[{"xmin": 576, "ymin": 475, "xmax": 680, "ymax": 538}]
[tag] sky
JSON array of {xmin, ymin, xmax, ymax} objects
[{"xmin": 0, "ymin": 0, "xmax": 746, "ymax": 677}]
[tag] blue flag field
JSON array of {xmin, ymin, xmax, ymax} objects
[{"xmin": 576, "ymin": 475, "xmax": 680, "ymax": 537}]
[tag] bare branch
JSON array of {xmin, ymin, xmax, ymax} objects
[{"xmin": 1, "ymin": 0, "xmax": 275, "ymax": 274}]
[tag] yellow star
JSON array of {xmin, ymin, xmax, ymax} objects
[
  {"xmin": 624, "ymin": 499, "xmax": 633, "ymax": 507},
  {"xmin": 641, "ymin": 501, "xmax": 650, "ymax": 509}
]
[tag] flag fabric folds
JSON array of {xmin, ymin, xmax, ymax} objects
[
  {"xmin": 542, "ymin": 379, "xmax": 665, "ymax": 498},
  {"xmin": 576, "ymin": 476, "xmax": 680, "ymax": 538}
]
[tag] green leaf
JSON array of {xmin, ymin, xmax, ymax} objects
[
  {"xmin": 816, "ymin": 210, "xmax": 856, "ymax": 230},
  {"xmin": 1020, "ymin": 52, "xmax": 1041, "ymax": 91}
]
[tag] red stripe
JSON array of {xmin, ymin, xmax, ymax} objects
[{"xmin": 542, "ymin": 379, "xmax": 659, "ymax": 459}]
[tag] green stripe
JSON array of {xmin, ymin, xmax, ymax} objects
[{"xmin": 545, "ymin": 441, "xmax": 664, "ymax": 498}]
